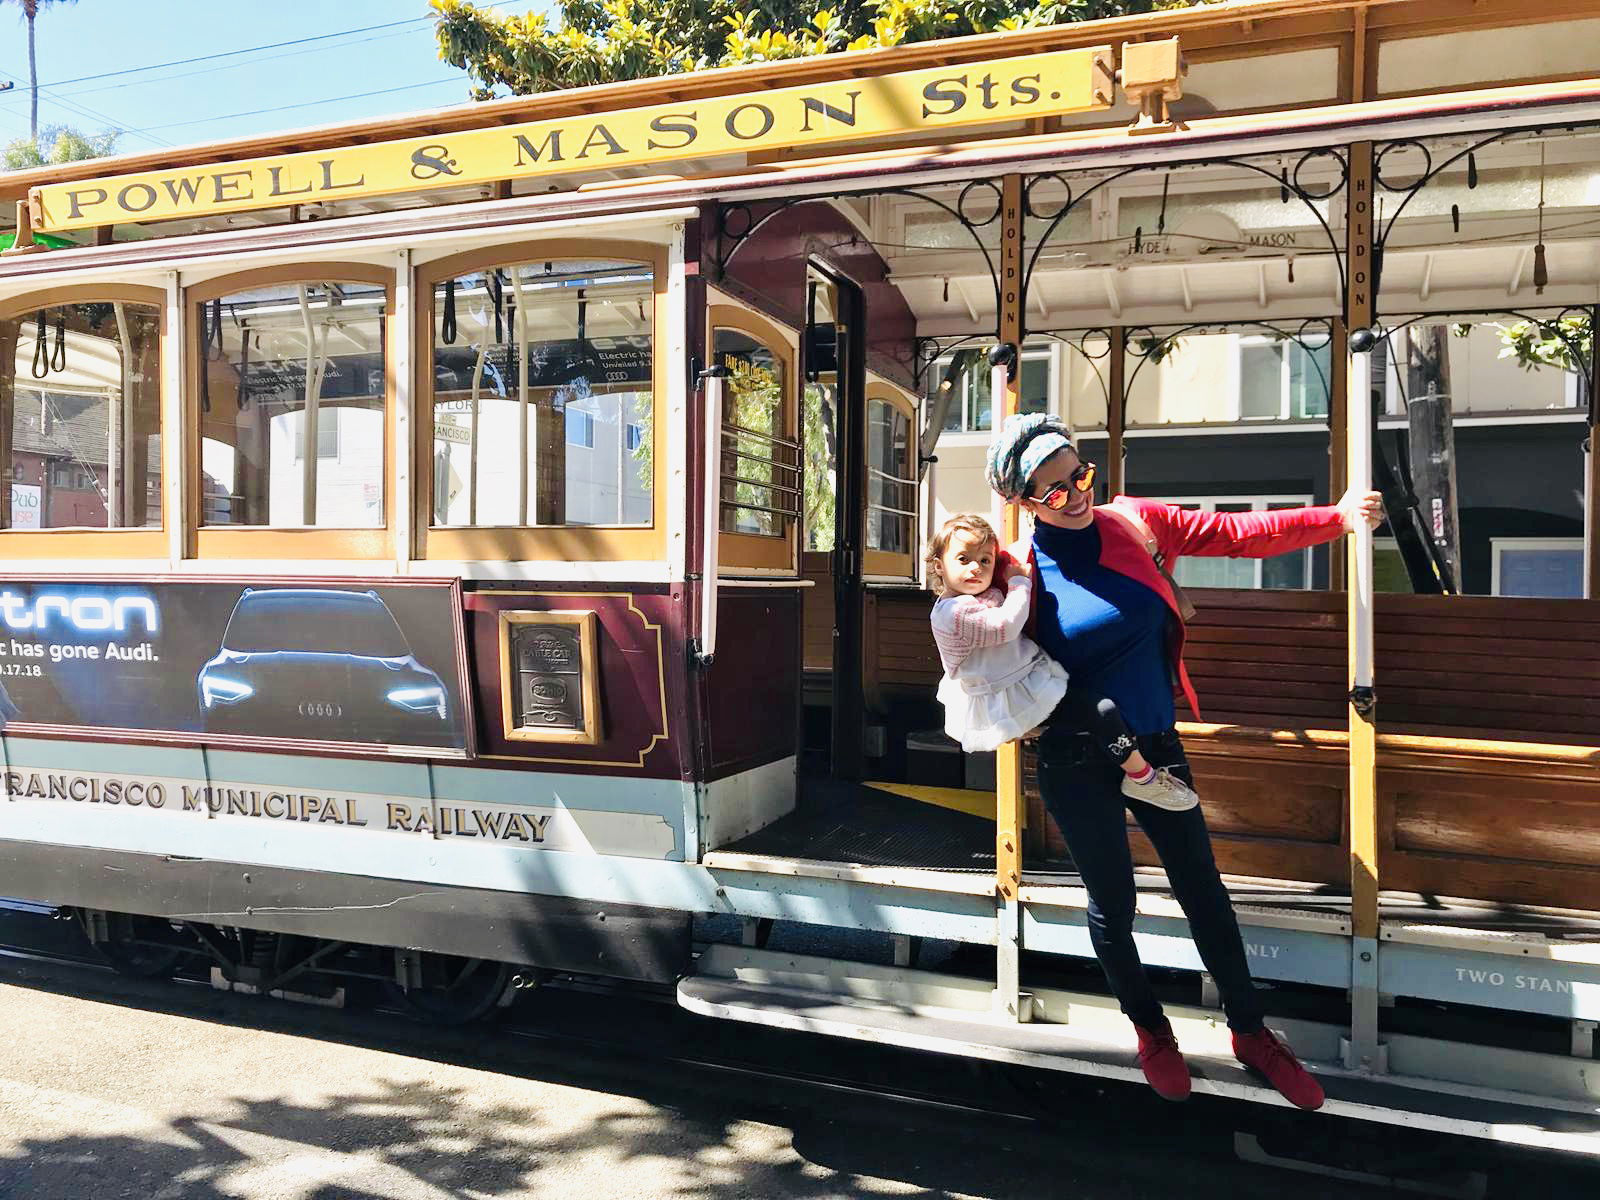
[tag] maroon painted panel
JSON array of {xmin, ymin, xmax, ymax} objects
[
  {"xmin": 719, "ymin": 200, "xmax": 918, "ymax": 390},
  {"xmin": 703, "ymin": 589, "xmax": 801, "ymax": 778},
  {"xmin": 463, "ymin": 586, "xmax": 693, "ymax": 780}
]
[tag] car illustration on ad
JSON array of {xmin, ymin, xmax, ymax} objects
[{"xmin": 198, "ymin": 588, "xmax": 454, "ymax": 744}]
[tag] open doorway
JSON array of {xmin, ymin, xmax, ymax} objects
[{"xmin": 800, "ymin": 263, "xmax": 867, "ymax": 781}]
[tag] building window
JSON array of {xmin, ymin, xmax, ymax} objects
[
  {"xmin": 293, "ymin": 407, "xmax": 340, "ymax": 460},
  {"xmin": 0, "ymin": 300, "xmax": 162, "ymax": 530},
  {"xmin": 1153, "ymin": 495, "xmax": 1315, "ymax": 590},
  {"xmin": 566, "ymin": 409, "xmax": 596, "ymax": 449},
  {"xmin": 1238, "ymin": 336, "xmax": 1330, "ymax": 421},
  {"xmin": 1492, "ymin": 538, "xmax": 1584, "ymax": 598},
  {"xmin": 933, "ymin": 343, "xmax": 1051, "ymax": 433},
  {"xmin": 429, "ymin": 259, "xmax": 654, "ymax": 529},
  {"xmin": 865, "ymin": 390, "xmax": 917, "ymax": 569},
  {"xmin": 196, "ymin": 280, "xmax": 386, "ymax": 529}
]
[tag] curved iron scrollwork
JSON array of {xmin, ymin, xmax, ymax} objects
[
  {"xmin": 1373, "ymin": 305, "xmax": 1595, "ymax": 395},
  {"xmin": 715, "ymin": 184, "xmax": 1006, "ymax": 335},
  {"xmin": 1022, "ymin": 149, "xmax": 1350, "ymax": 330}
]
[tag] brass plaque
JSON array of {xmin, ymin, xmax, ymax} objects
[{"xmin": 498, "ymin": 610, "xmax": 603, "ymax": 745}]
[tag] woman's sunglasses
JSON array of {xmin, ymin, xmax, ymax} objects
[{"xmin": 1033, "ymin": 463, "xmax": 1097, "ymax": 511}]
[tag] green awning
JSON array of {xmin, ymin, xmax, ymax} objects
[{"xmin": 0, "ymin": 231, "xmax": 77, "ymax": 251}]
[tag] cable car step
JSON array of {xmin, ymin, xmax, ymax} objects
[{"xmin": 678, "ymin": 947, "xmax": 1600, "ymax": 1159}]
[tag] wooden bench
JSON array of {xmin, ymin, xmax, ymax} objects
[{"xmin": 857, "ymin": 585, "xmax": 1600, "ymax": 912}]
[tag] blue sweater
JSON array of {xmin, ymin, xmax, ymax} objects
[{"xmin": 1032, "ymin": 521, "xmax": 1175, "ymax": 735}]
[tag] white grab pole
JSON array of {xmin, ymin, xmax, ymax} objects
[
  {"xmin": 1348, "ymin": 345, "xmax": 1375, "ymax": 689},
  {"xmin": 700, "ymin": 369, "xmax": 726, "ymax": 665},
  {"xmin": 990, "ymin": 360, "xmax": 1011, "ymax": 538}
]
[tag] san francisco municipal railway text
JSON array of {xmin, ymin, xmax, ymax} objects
[{"xmin": 2, "ymin": 770, "xmax": 552, "ymax": 843}]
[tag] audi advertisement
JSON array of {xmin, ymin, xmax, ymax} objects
[{"xmin": 0, "ymin": 578, "xmax": 470, "ymax": 756}]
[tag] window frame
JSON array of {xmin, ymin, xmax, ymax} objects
[
  {"xmin": 1149, "ymin": 493, "xmax": 1316, "ymax": 589},
  {"xmin": 0, "ymin": 284, "xmax": 169, "ymax": 558},
  {"xmin": 862, "ymin": 378, "xmax": 920, "ymax": 581},
  {"xmin": 1491, "ymin": 537, "xmax": 1585, "ymax": 598},
  {"xmin": 1235, "ymin": 334, "xmax": 1331, "ymax": 422},
  {"xmin": 185, "ymin": 263, "xmax": 395, "ymax": 560},
  {"xmin": 414, "ymin": 240, "xmax": 669, "ymax": 565},
  {"xmin": 931, "ymin": 340, "xmax": 1054, "ymax": 441},
  {"xmin": 708, "ymin": 300, "xmax": 800, "ymax": 575}
]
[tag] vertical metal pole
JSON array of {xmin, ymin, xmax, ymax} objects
[
  {"xmin": 1107, "ymin": 326, "xmax": 1127, "ymax": 497},
  {"xmin": 1328, "ymin": 318, "xmax": 1349, "ymax": 590},
  {"xmin": 163, "ymin": 272, "xmax": 186, "ymax": 565},
  {"xmin": 700, "ymin": 369, "xmax": 725, "ymax": 664},
  {"xmin": 110, "ymin": 302, "xmax": 130, "ymax": 528},
  {"xmin": 392, "ymin": 249, "xmax": 413, "ymax": 569},
  {"xmin": 1345, "ymin": 141, "xmax": 1383, "ymax": 1072},
  {"xmin": 297, "ymin": 286, "xmax": 324, "ymax": 526},
  {"xmin": 995, "ymin": 173, "xmax": 1027, "ymax": 1022},
  {"xmin": 1586, "ymin": 305, "xmax": 1599, "ymax": 600},
  {"xmin": 512, "ymin": 271, "xmax": 529, "ymax": 525}
]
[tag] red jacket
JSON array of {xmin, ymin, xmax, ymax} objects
[{"xmin": 1024, "ymin": 496, "xmax": 1347, "ymax": 720}]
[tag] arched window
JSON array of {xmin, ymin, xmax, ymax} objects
[
  {"xmin": 710, "ymin": 304, "xmax": 799, "ymax": 573},
  {"xmin": 0, "ymin": 289, "xmax": 164, "ymax": 551}
]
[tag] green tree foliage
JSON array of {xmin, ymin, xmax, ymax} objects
[
  {"xmin": 1492, "ymin": 313, "xmax": 1594, "ymax": 377},
  {"xmin": 2, "ymin": 124, "xmax": 119, "ymax": 171},
  {"xmin": 432, "ymin": 0, "xmax": 1218, "ymax": 98}
]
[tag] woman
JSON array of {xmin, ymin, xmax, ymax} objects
[{"xmin": 986, "ymin": 413, "xmax": 1383, "ymax": 1111}]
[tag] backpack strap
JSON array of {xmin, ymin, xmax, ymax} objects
[{"xmin": 1101, "ymin": 500, "xmax": 1198, "ymax": 622}]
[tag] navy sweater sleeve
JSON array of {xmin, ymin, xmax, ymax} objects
[{"xmin": 1032, "ymin": 522, "xmax": 1175, "ymax": 735}]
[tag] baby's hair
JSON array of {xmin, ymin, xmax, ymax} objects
[{"xmin": 926, "ymin": 513, "xmax": 999, "ymax": 597}]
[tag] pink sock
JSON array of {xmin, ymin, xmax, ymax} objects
[{"xmin": 1127, "ymin": 764, "xmax": 1154, "ymax": 784}]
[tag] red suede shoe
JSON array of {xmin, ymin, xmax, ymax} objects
[
  {"xmin": 1134, "ymin": 1021, "xmax": 1191, "ymax": 1101},
  {"xmin": 1233, "ymin": 1027, "xmax": 1325, "ymax": 1111}
]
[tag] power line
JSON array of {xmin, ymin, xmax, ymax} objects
[
  {"xmin": 53, "ymin": 27, "xmax": 427, "ymax": 100},
  {"xmin": 0, "ymin": 63, "xmax": 173, "ymax": 148},
  {"xmin": 127, "ymin": 78, "xmax": 467, "ymax": 135},
  {"xmin": 33, "ymin": 16, "xmax": 432, "ymax": 90}
]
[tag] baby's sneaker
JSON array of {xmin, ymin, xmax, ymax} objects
[{"xmin": 1122, "ymin": 767, "xmax": 1199, "ymax": 811}]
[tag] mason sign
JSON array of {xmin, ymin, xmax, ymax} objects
[{"xmin": 30, "ymin": 47, "xmax": 1113, "ymax": 233}]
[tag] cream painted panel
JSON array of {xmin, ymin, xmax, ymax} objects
[{"xmin": 1378, "ymin": 21, "xmax": 1600, "ymax": 95}]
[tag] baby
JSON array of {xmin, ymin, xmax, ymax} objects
[{"xmin": 927, "ymin": 513, "xmax": 1198, "ymax": 811}]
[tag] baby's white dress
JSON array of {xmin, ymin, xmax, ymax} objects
[{"xmin": 930, "ymin": 575, "xmax": 1069, "ymax": 754}]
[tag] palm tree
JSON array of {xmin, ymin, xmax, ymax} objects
[{"xmin": 3, "ymin": 0, "xmax": 76, "ymax": 142}]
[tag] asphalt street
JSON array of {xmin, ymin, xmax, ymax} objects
[{"xmin": 0, "ymin": 912, "xmax": 1586, "ymax": 1200}]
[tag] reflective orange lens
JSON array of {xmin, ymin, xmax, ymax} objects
[{"xmin": 1073, "ymin": 463, "xmax": 1097, "ymax": 493}]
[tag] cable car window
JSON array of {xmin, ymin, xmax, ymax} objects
[
  {"xmin": 866, "ymin": 394, "xmax": 915, "ymax": 558},
  {"xmin": 429, "ymin": 259, "xmax": 654, "ymax": 529},
  {"xmin": 715, "ymin": 327, "xmax": 798, "ymax": 538},
  {"xmin": 0, "ymin": 300, "xmax": 161, "ymax": 530},
  {"xmin": 197, "ymin": 280, "xmax": 387, "ymax": 528}
]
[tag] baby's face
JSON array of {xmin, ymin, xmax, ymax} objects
[{"xmin": 940, "ymin": 531, "xmax": 995, "ymax": 596}]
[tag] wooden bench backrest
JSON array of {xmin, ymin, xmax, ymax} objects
[{"xmin": 867, "ymin": 585, "xmax": 1600, "ymax": 747}]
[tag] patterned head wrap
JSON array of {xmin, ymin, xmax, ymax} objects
[{"xmin": 985, "ymin": 413, "xmax": 1075, "ymax": 502}]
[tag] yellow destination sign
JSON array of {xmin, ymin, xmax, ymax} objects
[{"xmin": 31, "ymin": 47, "xmax": 1113, "ymax": 233}]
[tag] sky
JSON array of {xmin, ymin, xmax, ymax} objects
[{"xmin": 0, "ymin": 2, "xmax": 542, "ymax": 157}]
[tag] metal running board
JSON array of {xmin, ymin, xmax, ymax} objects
[{"xmin": 679, "ymin": 949, "xmax": 1600, "ymax": 1159}]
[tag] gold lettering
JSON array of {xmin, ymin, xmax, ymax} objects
[
  {"xmin": 646, "ymin": 112, "xmax": 697, "ymax": 151},
  {"xmin": 212, "ymin": 170, "xmax": 253, "ymax": 203},
  {"xmin": 386, "ymin": 802, "xmax": 414, "ymax": 832},
  {"xmin": 65, "ymin": 186, "xmax": 107, "ymax": 219},
  {"xmin": 182, "ymin": 785, "xmax": 206, "ymax": 812},
  {"xmin": 513, "ymin": 130, "xmax": 563, "ymax": 166},
  {"xmin": 268, "ymin": 165, "xmax": 313, "ymax": 197},
  {"xmin": 318, "ymin": 798, "xmax": 344, "ymax": 824},
  {"xmin": 263, "ymin": 793, "xmax": 286, "ymax": 819},
  {"xmin": 318, "ymin": 159, "xmax": 365, "ymax": 192},
  {"xmin": 575, "ymin": 123, "xmax": 626, "ymax": 159},
  {"xmin": 68, "ymin": 777, "xmax": 89, "ymax": 801},
  {"xmin": 345, "ymin": 797, "xmax": 368, "ymax": 827}
]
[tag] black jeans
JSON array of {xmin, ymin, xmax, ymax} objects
[
  {"xmin": 1059, "ymin": 686, "xmax": 1139, "ymax": 767},
  {"xmin": 1036, "ymin": 726, "xmax": 1265, "ymax": 1033}
]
